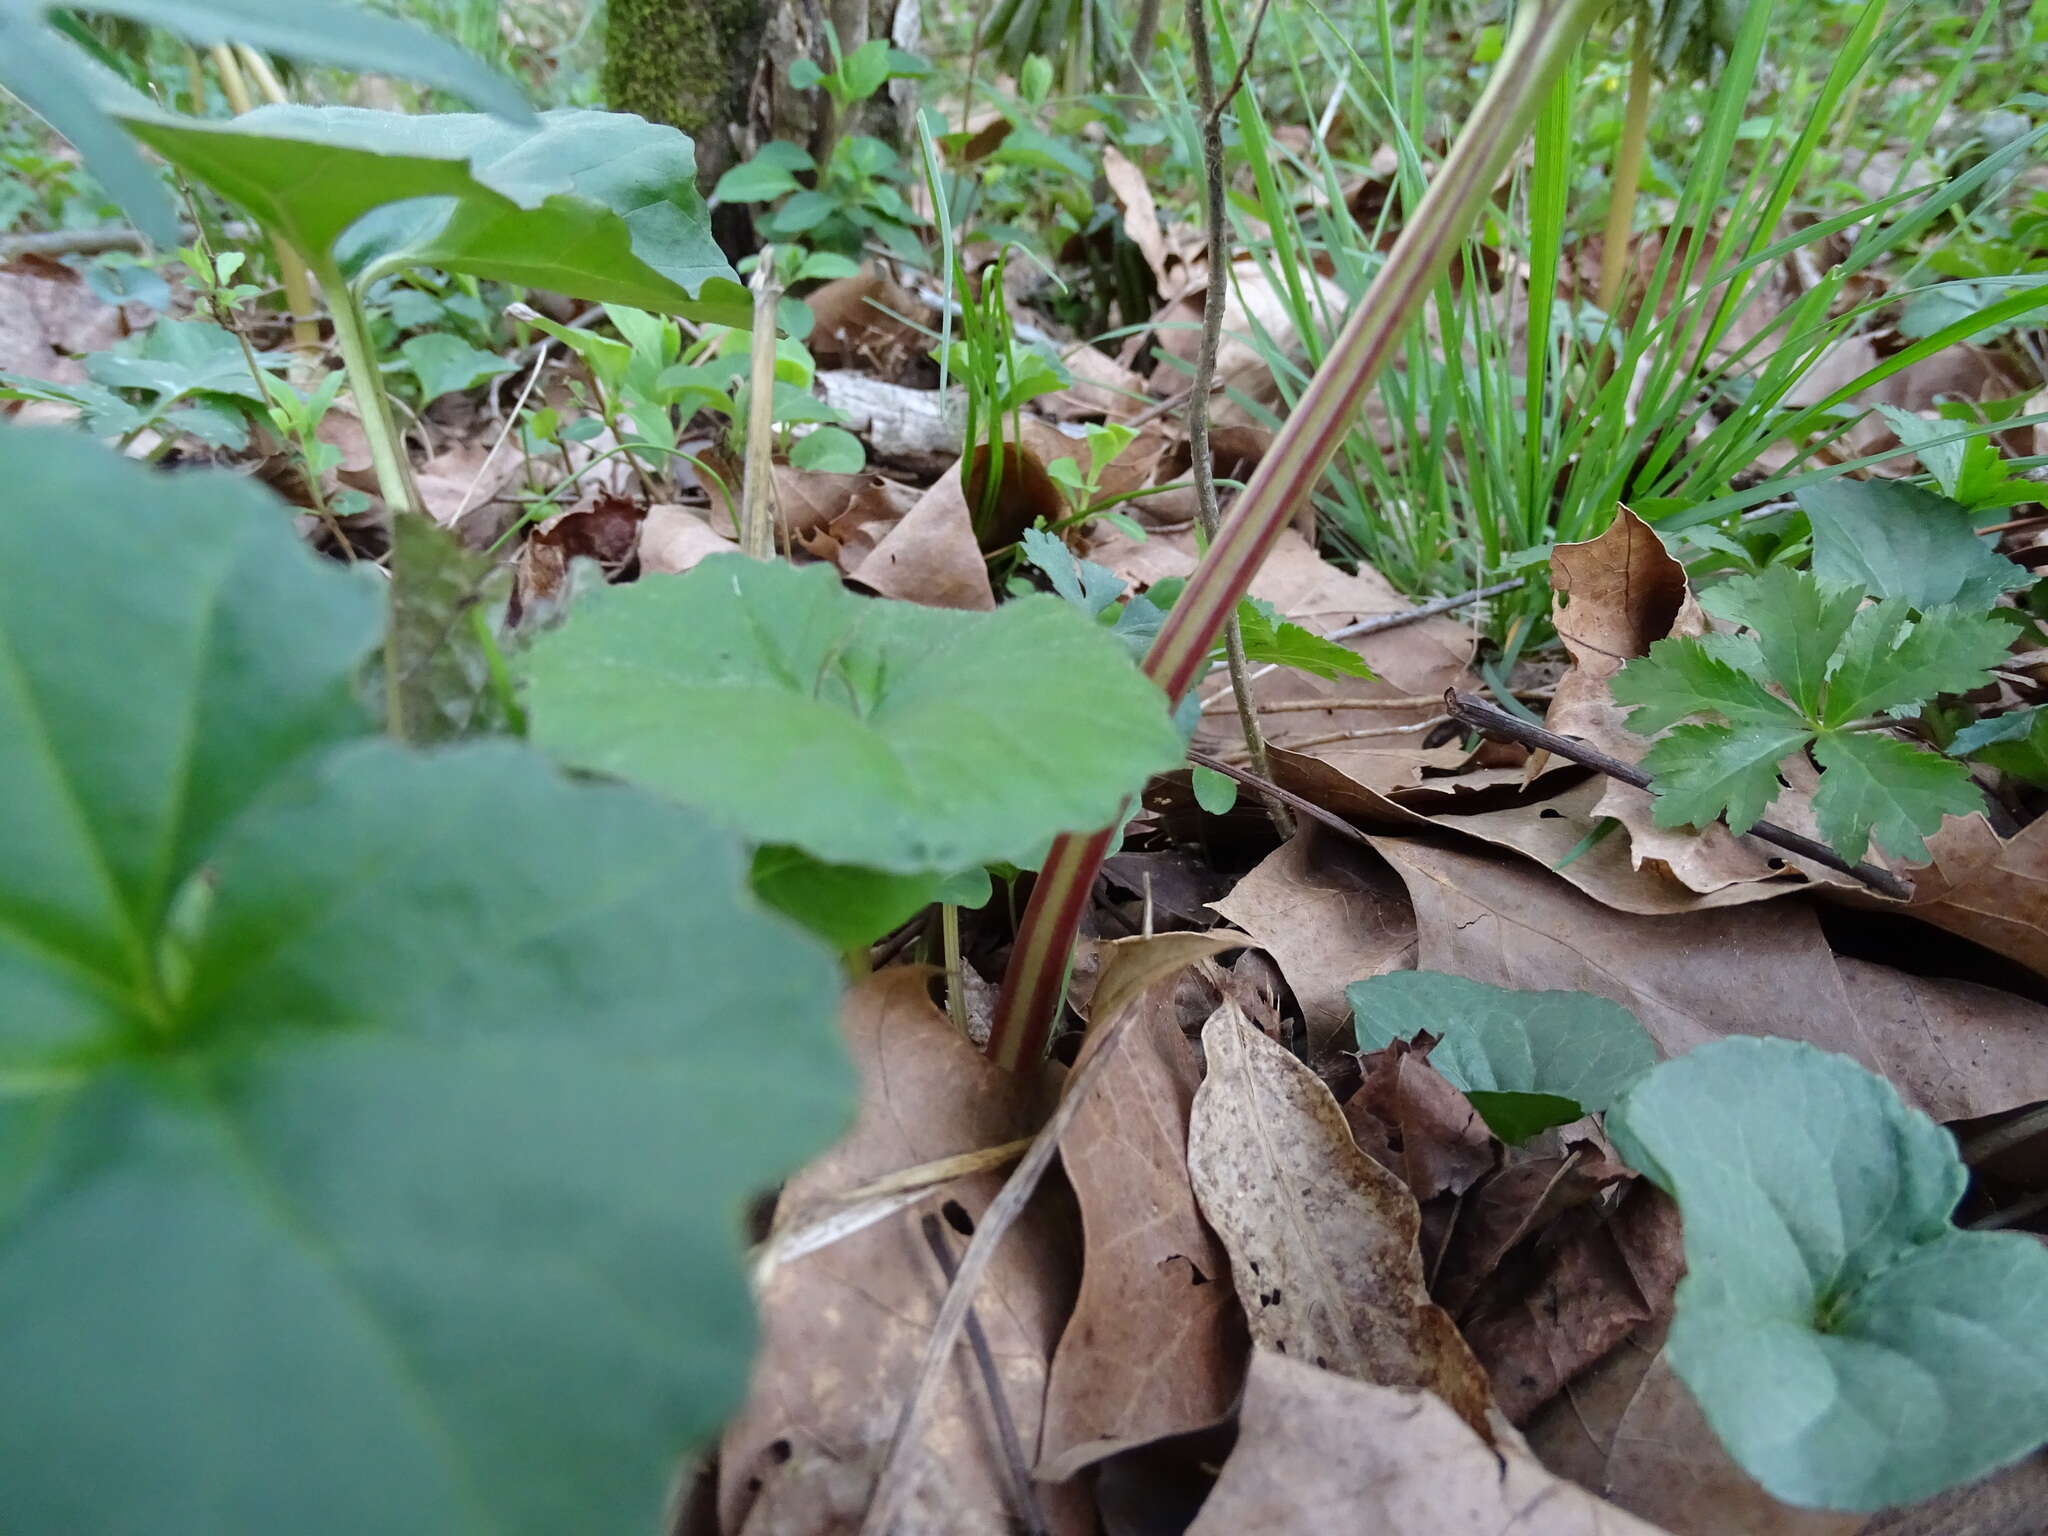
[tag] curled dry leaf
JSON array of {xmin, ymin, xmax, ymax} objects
[
  {"xmin": 1208, "ymin": 832, "xmax": 1417, "ymax": 1055},
  {"xmin": 1374, "ymin": 836, "xmax": 2048, "ymax": 1123},
  {"xmin": 1349, "ymin": 1038, "xmax": 1499, "ymax": 1204},
  {"xmin": 1184, "ymin": 1349, "xmax": 1672, "ymax": 1536},
  {"xmin": 718, "ymin": 967, "xmax": 1089, "ymax": 1536},
  {"xmin": 1186, "ymin": 999, "xmax": 1494, "ymax": 1435},
  {"xmin": 1100, "ymin": 144, "xmax": 1180, "ymax": 299},
  {"xmin": 806, "ymin": 267, "xmax": 936, "ymax": 376},
  {"xmin": 1038, "ymin": 979, "xmax": 1247, "ymax": 1478},
  {"xmin": 1463, "ymin": 1182, "xmax": 1685, "ymax": 1424},
  {"xmin": 1874, "ymin": 813, "xmax": 2048, "ymax": 982}
]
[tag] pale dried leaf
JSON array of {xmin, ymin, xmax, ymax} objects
[
  {"xmin": 855, "ymin": 460, "xmax": 996, "ymax": 610},
  {"xmin": 637, "ymin": 504, "xmax": 735, "ymax": 574},
  {"xmin": 1185, "ymin": 1350, "xmax": 1671, "ymax": 1535},
  {"xmin": 1187, "ymin": 1001, "xmax": 1493, "ymax": 1433}
]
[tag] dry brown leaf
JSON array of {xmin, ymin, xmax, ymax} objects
[
  {"xmin": 719, "ymin": 967, "xmax": 1087, "ymax": 1536},
  {"xmin": 1038, "ymin": 982, "xmax": 1247, "ymax": 1478},
  {"xmin": 637, "ymin": 504, "xmax": 735, "ymax": 574},
  {"xmin": 1371, "ymin": 837, "xmax": 1872, "ymax": 1061},
  {"xmin": 412, "ymin": 439, "xmax": 523, "ymax": 533},
  {"xmin": 1208, "ymin": 832, "xmax": 1417, "ymax": 1054},
  {"xmin": 1832, "ymin": 958, "xmax": 2048, "ymax": 1122},
  {"xmin": 772, "ymin": 467, "xmax": 914, "ymax": 538},
  {"xmin": 1350, "ymin": 1038, "xmax": 1499, "ymax": 1204},
  {"xmin": 1038, "ymin": 340, "xmax": 1149, "ymax": 422},
  {"xmin": 1184, "ymin": 1349, "xmax": 1672, "ymax": 1535},
  {"xmin": 1527, "ymin": 1323, "xmax": 1860, "ymax": 1536},
  {"xmin": 0, "ymin": 257, "xmax": 127, "ymax": 386},
  {"xmin": 1101, "ymin": 143, "xmax": 1178, "ymax": 297},
  {"xmin": 1187, "ymin": 1000, "xmax": 1493, "ymax": 1433},
  {"xmin": 1882, "ymin": 814, "xmax": 2048, "ymax": 981},
  {"xmin": 854, "ymin": 461, "xmax": 996, "ymax": 610},
  {"xmin": 1464, "ymin": 1183, "xmax": 1685, "ymax": 1423},
  {"xmin": 1432, "ymin": 1139, "xmax": 1634, "ymax": 1318}
]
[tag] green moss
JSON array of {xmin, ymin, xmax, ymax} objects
[{"xmin": 603, "ymin": 0, "xmax": 761, "ymax": 149}]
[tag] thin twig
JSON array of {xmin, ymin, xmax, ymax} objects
[
  {"xmin": 1207, "ymin": 0, "xmax": 1278, "ymax": 127},
  {"xmin": 740, "ymin": 250, "xmax": 782, "ymax": 560},
  {"xmin": 1327, "ymin": 578, "xmax": 1527, "ymax": 642},
  {"xmin": 1200, "ymin": 687, "xmax": 1552, "ymax": 716},
  {"xmin": 1444, "ymin": 691, "xmax": 1913, "ymax": 899},
  {"xmin": 919, "ymin": 1216, "xmax": 1052, "ymax": 1536},
  {"xmin": 1184, "ymin": 747, "xmax": 1381, "ymax": 850},
  {"xmin": 1187, "ymin": 0, "xmax": 1288, "ymax": 838},
  {"xmin": 454, "ymin": 342, "xmax": 551, "ymax": 525}
]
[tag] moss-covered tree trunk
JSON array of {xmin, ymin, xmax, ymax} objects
[
  {"xmin": 603, "ymin": 0, "xmax": 768, "ymax": 190},
  {"xmin": 605, "ymin": 0, "xmax": 914, "ymax": 192}
]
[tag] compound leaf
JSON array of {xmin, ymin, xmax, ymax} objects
[
  {"xmin": 522, "ymin": 556, "xmax": 1185, "ymax": 876},
  {"xmin": 1638, "ymin": 718, "xmax": 1815, "ymax": 836},
  {"xmin": 1951, "ymin": 705, "xmax": 2048, "ymax": 787},
  {"xmin": 1821, "ymin": 601, "xmax": 2013, "ymax": 727},
  {"xmin": 1810, "ymin": 729, "xmax": 1985, "ymax": 863},
  {"xmin": 1349, "ymin": 972, "xmax": 1658, "ymax": 1141},
  {"xmin": 1612, "ymin": 633, "xmax": 1796, "ymax": 735},
  {"xmin": 1607, "ymin": 1037, "xmax": 2048, "ymax": 1512},
  {"xmin": 1699, "ymin": 566, "xmax": 1860, "ymax": 717}
]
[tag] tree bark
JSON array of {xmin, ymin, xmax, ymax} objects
[{"xmin": 603, "ymin": 0, "xmax": 768, "ymax": 189}]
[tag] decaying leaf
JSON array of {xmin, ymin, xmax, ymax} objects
[
  {"xmin": 719, "ymin": 967, "xmax": 1089, "ymax": 1536},
  {"xmin": 855, "ymin": 459, "xmax": 997, "ymax": 610},
  {"xmin": 1039, "ymin": 978, "xmax": 1247, "ymax": 1478},
  {"xmin": 1882, "ymin": 814, "xmax": 2048, "ymax": 982},
  {"xmin": 1209, "ymin": 832, "xmax": 1418, "ymax": 1054},
  {"xmin": 1186, "ymin": 1000, "xmax": 1494, "ymax": 1434},
  {"xmin": 1184, "ymin": 1350, "xmax": 1672, "ymax": 1535}
]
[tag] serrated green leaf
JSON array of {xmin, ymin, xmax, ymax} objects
[
  {"xmin": 522, "ymin": 556, "xmax": 1185, "ymax": 876},
  {"xmin": 1800, "ymin": 480, "xmax": 2033, "ymax": 613},
  {"xmin": 1607, "ymin": 1037, "xmax": 2048, "ymax": 1511},
  {"xmin": 1612, "ymin": 633, "xmax": 1799, "ymax": 735},
  {"xmin": 118, "ymin": 105, "xmax": 747, "ymax": 326},
  {"xmin": 1809, "ymin": 729, "xmax": 1985, "ymax": 863},
  {"xmin": 0, "ymin": 429, "xmax": 848, "ymax": 1533},
  {"xmin": 1821, "ymin": 601, "xmax": 2013, "ymax": 726},
  {"xmin": 1639, "ymin": 717, "xmax": 1815, "ymax": 836},
  {"xmin": 1699, "ymin": 566, "xmax": 1861, "ymax": 718},
  {"xmin": 1348, "ymin": 971, "xmax": 1657, "ymax": 1142},
  {"xmin": 0, "ymin": 0, "xmax": 528, "ymax": 243},
  {"xmin": 1234, "ymin": 600, "xmax": 1375, "ymax": 681},
  {"xmin": 1020, "ymin": 526, "xmax": 1125, "ymax": 617},
  {"xmin": 1950, "ymin": 705, "xmax": 2048, "ymax": 787},
  {"xmin": 399, "ymin": 333, "xmax": 516, "ymax": 401}
]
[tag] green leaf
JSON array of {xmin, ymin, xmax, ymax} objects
[
  {"xmin": 1612, "ymin": 633, "xmax": 1798, "ymax": 734},
  {"xmin": 1873, "ymin": 406, "xmax": 2036, "ymax": 513},
  {"xmin": 713, "ymin": 158, "xmax": 806, "ymax": 204},
  {"xmin": 1191, "ymin": 764, "xmax": 1239, "ymax": 815},
  {"xmin": 118, "ymin": 105, "xmax": 747, "ymax": 326},
  {"xmin": 750, "ymin": 845, "xmax": 938, "ymax": 949},
  {"xmin": 787, "ymin": 56, "xmax": 824, "ymax": 91},
  {"xmin": 1020, "ymin": 526, "xmax": 1125, "ymax": 617},
  {"xmin": 398, "ymin": 333, "xmax": 516, "ymax": 401},
  {"xmin": 1809, "ymin": 729, "xmax": 1985, "ymax": 864},
  {"xmin": 1347, "ymin": 972, "xmax": 1658, "ymax": 1142},
  {"xmin": 836, "ymin": 39, "xmax": 892, "ymax": 103},
  {"xmin": 88, "ymin": 318, "xmax": 277, "ymax": 406},
  {"xmin": 1607, "ymin": 1037, "xmax": 2048, "ymax": 1511},
  {"xmin": 0, "ymin": 0, "xmax": 528, "ymax": 244},
  {"xmin": 1699, "ymin": 567, "xmax": 1861, "ymax": 718},
  {"xmin": 1951, "ymin": 705, "xmax": 2048, "ymax": 787},
  {"xmin": 1638, "ymin": 717, "xmax": 1816, "ymax": 836},
  {"xmin": 1821, "ymin": 601, "xmax": 2014, "ymax": 726},
  {"xmin": 0, "ymin": 429, "xmax": 848, "ymax": 1533},
  {"xmin": 522, "ymin": 556, "xmax": 1185, "ymax": 876},
  {"xmin": 1800, "ymin": 480, "xmax": 2033, "ymax": 613},
  {"xmin": 1233, "ymin": 600, "xmax": 1375, "ymax": 682},
  {"xmin": 789, "ymin": 425, "xmax": 865, "ymax": 473}
]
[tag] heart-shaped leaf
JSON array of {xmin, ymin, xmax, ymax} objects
[
  {"xmin": 1606, "ymin": 1036, "xmax": 2048, "ymax": 1512},
  {"xmin": 117, "ymin": 104, "xmax": 748, "ymax": 325},
  {"xmin": 1348, "ymin": 972, "xmax": 1658, "ymax": 1141},
  {"xmin": 0, "ymin": 430, "xmax": 848, "ymax": 1534},
  {"xmin": 522, "ymin": 555, "xmax": 1186, "ymax": 877},
  {"xmin": 0, "ymin": 0, "xmax": 528, "ymax": 243}
]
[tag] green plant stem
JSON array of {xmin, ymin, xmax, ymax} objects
[
  {"xmin": 1596, "ymin": 22, "xmax": 1654, "ymax": 315},
  {"xmin": 1187, "ymin": 0, "xmax": 1289, "ymax": 838},
  {"xmin": 312, "ymin": 257, "xmax": 421, "ymax": 520},
  {"xmin": 230, "ymin": 45, "xmax": 323, "ymax": 365},
  {"xmin": 984, "ymin": 0, "xmax": 1609, "ymax": 1073},
  {"xmin": 941, "ymin": 902, "xmax": 969, "ymax": 1037}
]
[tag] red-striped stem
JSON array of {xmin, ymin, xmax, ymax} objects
[{"xmin": 984, "ymin": 0, "xmax": 1607, "ymax": 1072}]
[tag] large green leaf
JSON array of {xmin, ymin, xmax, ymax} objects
[
  {"xmin": 1347, "ymin": 971, "xmax": 1657, "ymax": 1141},
  {"xmin": 1799, "ymin": 480, "xmax": 2034, "ymax": 613},
  {"xmin": 1607, "ymin": 1037, "xmax": 2048, "ymax": 1512},
  {"xmin": 117, "ymin": 104, "xmax": 748, "ymax": 325},
  {"xmin": 522, "ymin": 556, "xmax": 1186, "ymax": 877},
  {"xmin": 0, "ymin": 0, "xmax": 528, "ymax": 244},
  {"xmin": 0, "ymin": 430, "xmax": 847, "ymax": 1533}
]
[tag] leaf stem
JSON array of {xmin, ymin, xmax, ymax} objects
[{"xmin": 313, "ymin": 255, "xmax": 421, "ymax": 520}]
